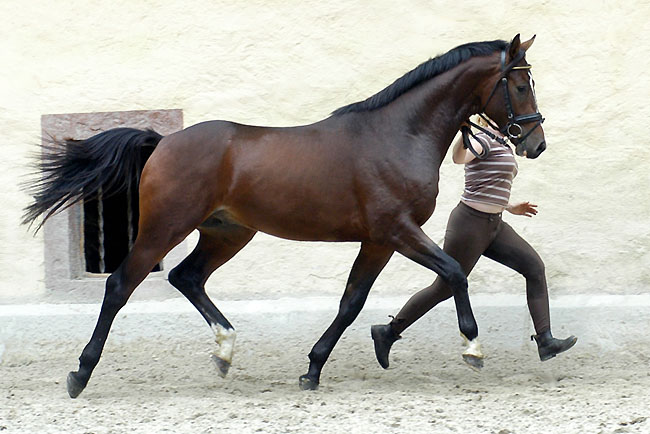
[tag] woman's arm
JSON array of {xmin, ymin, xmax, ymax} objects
[{"xmin": 452, "ymin": 131, "xmax": 488, "ymax": 164}]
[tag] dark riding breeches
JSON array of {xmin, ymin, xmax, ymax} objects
[{"xmin": 391, "ymin": 201, "xmax": 550, "ymax": 335}]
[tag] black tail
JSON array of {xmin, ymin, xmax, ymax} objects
[{"xmin": 22, "ymin": 127, "xmax": 164, "ymax": 232}]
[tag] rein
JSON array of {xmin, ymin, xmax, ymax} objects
[{"xmin": 462, "ymin": 49, "xmax": 545, "ymax": 160}]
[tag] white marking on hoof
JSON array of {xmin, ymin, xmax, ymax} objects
[
  {"xmin": 210, "ymin": 324, "xmax": 236, "ymax": 364},
  {"xmin": 211, "ymin": 354, "xmax": 231, "ymax": 378},
  {"xmin": 460, "ymin": 333, "xmax": 484, "ymax": 360}
]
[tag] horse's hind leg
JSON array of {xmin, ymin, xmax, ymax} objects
[
  {"xmin": 299, "ymin": 242, "xmax": 393, "ymax": 390},
  {"xmin": 67, "ymin": 228, "xmax": 190, "ymax": 398},
  {"xmin": 66, "ymin": 176, "xmax": 215, "ymax": 397},
  {"xmin": 168, "ymin": 223, "xmax": 256, "ymax": 377}
]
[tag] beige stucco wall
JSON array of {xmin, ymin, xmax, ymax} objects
[{"xmin": 1, "ymin": 0, "xmax": 649, "ymax": 302}]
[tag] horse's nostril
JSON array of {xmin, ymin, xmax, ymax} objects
[{"xmin": 537, "ymin": 141, "xmax": 546, "ymax": 154}]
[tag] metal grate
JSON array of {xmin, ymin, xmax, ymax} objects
[{"xmin": 82, "ymin": 179, "xmax": 161, "ymax": 274}]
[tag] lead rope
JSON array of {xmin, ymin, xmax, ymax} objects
[{"xmin": 461, "ymin": 125, "xmax": 492, "ymax": 160}]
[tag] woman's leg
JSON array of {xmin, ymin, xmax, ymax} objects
[
  {"xmin": 482, "ymin": 222, "xmax": 576, "ymax": 360},
  {"xmin": 482, "ymin": 222, "xmax": 550, "ymax": 333}
]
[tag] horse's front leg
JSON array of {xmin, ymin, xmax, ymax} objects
[
  {"xmin": 390, "ymin": 220, "xmax": 484, "ymax": 369},
  {"xmin": 299, "ymin": 243, "xmax": 393, "ymax": 390}
]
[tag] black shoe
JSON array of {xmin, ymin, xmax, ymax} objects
[
  {"xmin": 532, "ymin": 330, "xmax": 577, "ymax": 361},
  {"xmin": 371, "ymin": 324, "xmax": 401, "ymax": 369}
]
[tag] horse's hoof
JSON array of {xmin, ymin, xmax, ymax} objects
[
  {"xmin": 210, "ymin": 354, "xmax": 231, "ymax": 378},
  {"xmin": 462, "ymin": 354, "xmax": 484, "ymax": 372},
  {"xmin": 298, "ymin": 375, "xmax": 319, "ymax": 391},
  {"xmin": 66, "ymin": 371, "xmax": 86, "ymax": 399}
]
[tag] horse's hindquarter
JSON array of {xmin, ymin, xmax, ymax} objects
[{"xmin": 138, "ymin": 121, "xmax": 238, "ymax": 232}]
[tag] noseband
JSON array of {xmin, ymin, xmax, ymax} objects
[{"xmin": 462, "ymin": 49, "xmax": 545, "ymax": 159}]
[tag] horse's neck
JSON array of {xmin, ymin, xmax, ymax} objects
[{"xmin": 393, "ymin": 58, "xmax": 497, "ymax": 159}]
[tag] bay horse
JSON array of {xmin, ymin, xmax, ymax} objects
[{"xmin": 23, "ymin": 34, "xmax": 545, "ymax": 398}]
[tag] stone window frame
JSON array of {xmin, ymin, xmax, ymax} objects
[{"xmin": 40, "ymin": 109, "xmax": 187, "ymax": 293}]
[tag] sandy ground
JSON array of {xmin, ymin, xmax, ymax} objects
[{"xmin": 1, "ymin": 296, "xmax": 649, "ymax": 434}]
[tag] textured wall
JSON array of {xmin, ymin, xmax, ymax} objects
[{"xmin": 1, "ymin": 0, "xmax": 649, "ymax": 302}]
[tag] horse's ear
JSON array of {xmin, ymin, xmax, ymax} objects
[
  {"xmin": 520, "ymin": 35, "xmax": 536, "ymax": 52},
  {"xmin": 508, "ymin": 34, "xmax": 521, "ymax": 58}
]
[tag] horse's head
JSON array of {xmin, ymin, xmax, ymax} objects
[{"xmin": 481, "ymin": 34, "xmax": 546, "ymax": 159}]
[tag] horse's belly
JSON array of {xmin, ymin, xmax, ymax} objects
[{"xmin": 222, "ymin": 202, "xmax": 366, "ymax": 242}]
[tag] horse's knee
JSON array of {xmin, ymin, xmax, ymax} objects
[
  {"xmin": 443, "ymin": 262, "xmax": 477, "ymax": 339},
  {"xmin": 445, "ymin": 261, "xmax": 468, "ymax": 294}
]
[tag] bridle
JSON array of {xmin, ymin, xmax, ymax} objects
[{"xmin": 461, "ymin": 49, "xmax": 545, "ymax": 159}]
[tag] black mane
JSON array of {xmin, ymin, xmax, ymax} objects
[{"xmin": 332, "ymin": 39, "xmax": 508, "ymax": 115}]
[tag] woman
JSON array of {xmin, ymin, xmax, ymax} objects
[{"xmin": 371, "ymin": 117, "xmax": 577, "ymax": 369}]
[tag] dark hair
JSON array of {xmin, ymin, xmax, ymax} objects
[{"xmin": 333, "ymin": 40, "xmax": 507, "ymax": 115}]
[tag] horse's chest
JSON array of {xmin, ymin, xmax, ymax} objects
[
  {"xmin": 374, "ymin": 170, "xmax": 440, "ymax": 223},
  {"xmin": 411, "ymin": 179, "xmax": 439, "ymax": 223}
]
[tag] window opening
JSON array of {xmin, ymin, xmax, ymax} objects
[
  {"xmin": 40, "ymin": 109, "xmax": 184, "ymax": 292},
  {"xmin": 82, "ymin": 163, "xmax": 161, "ymax": 274}
]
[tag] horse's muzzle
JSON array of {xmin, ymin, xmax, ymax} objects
[
  {"xmin": 529, "ymin": 141, "xmax": 546, "ymax": 159},
  {"xmin": 517, "ymin": 140, "xmax": 546, "ymax": 159}
]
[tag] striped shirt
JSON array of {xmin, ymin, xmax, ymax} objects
[{"xmin": 461, "ymin": 131, "xmax": 518, "ymax": 208}]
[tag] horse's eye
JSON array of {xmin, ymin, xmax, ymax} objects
[{"xmin": 516, "ymin": 85, "xmax": 527, "ymax": 94}]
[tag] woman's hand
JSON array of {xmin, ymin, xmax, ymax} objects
[
  {"xmin": 506, "ymin": 201, "xmax": 538, "ymax": 217},
  {"xmin": 453, "ymin": 122, "xmax": 484, "ymax": 164}
]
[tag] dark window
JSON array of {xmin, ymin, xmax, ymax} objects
[
  {"xmin": 82, "ymin": 179, "xmax": 161, "ymax": 274},
  {"xmin": 40, "ymin": 109, "xmax": 183, "ymax": 292}
]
